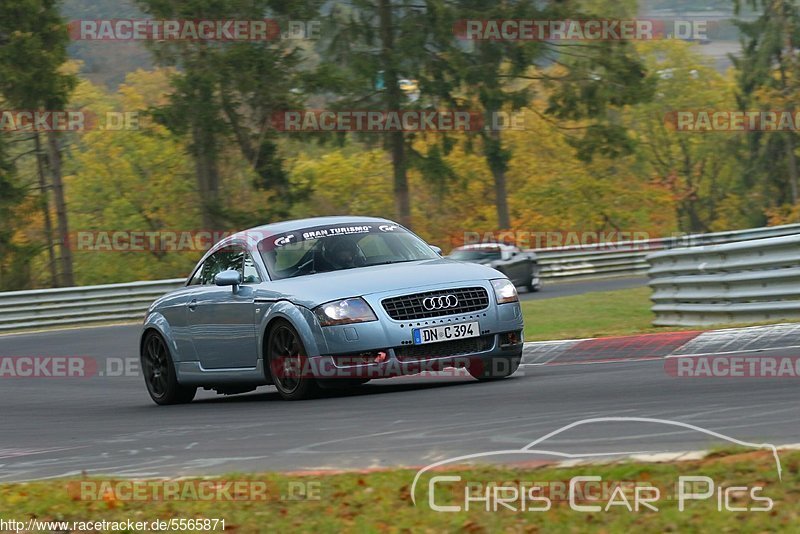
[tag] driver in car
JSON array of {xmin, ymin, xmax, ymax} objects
[{"xmin": 324, "ymin": 238, "xmax": 361, "ymax": 270}]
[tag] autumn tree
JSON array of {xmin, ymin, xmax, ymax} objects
[
  {"xmin": 626, "ymin": 41, "xmax": 743, "ymax": 232},
  {"xmin": 320, "ymin": 0, "xmax": 444, "ymax": 227},
  {"xmin": 733, "ymin": 0, "xmax": 800, "ymax": 223},
  {"xmin": 136, "ymin": 0, "xmax": 321, "ymax": 229},
  {"xmin": 431, "ymin": 0, "xmax": 653, "ymax": 230},
  {"xmin": 0, "ymin": 0, "xmax": 76, "ymax": 287}
]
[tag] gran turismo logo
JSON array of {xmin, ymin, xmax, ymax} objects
[{"xmin": 274, "ymin": 235, "xmax": 296, "ymax": 247}]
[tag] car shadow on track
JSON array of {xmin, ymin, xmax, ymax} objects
[{"xmin": 189, "ymin": 374, "xmax": 517, "ymax": 405}]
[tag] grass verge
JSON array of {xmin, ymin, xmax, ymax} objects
[
  {"xmin": 0, "ymin": 449, "xmax": 796, "ymax": 532},
  {"xmin": 520, "ymin": 286, "xmax": 797, "ymax": 341},
  {"xmin": 521, "ymin": 286, "xmax": 659, "ymax": 341}
]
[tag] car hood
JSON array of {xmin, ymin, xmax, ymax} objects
[
  {"xmin": 265, "ymin": 259, "xmax": 502, "ymax": 307},
  {"xmin": 452, "ymin": 257, "xmax": 495, "ymax": 266}
]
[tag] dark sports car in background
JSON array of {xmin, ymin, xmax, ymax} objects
[{"xmin": 449, "ymin": 243, "xmax": 540, "ymax": 292}]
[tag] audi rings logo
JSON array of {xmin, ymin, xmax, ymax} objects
[{"xmin": 422, "ymin": 295, "xmax": 459, "ymax": 311}]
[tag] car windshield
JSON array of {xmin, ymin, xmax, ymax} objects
[
  {"xmin": 258, "ymin": 223, "xmax": 438, "ymax": 280},
  {"xmin": 450, "ymin": 248, "xmax": 502, "ymax": 261}
]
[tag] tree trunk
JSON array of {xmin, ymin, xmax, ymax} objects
[
  {"xmin": 45, "ymin": 131, "xmax": 74, "ymax": 287},
  {"xmin": 785, "ymin": 133, "xmax": 799, "ymax": 204},
  {"xmin": 782, "ymin": 11, "xmax": 799, "ymax": 205},
  {"xmin": 191, "ymin": 122, "xmax": 222, "ymax": 231},
  {"xmin": 378, "ymin": 0, "xmax": 411, "ymax": 227},
  {"xmin": 34, "ymin": 133, "xmax": 58, "ymax": 287},
  {"xmin": 220, "ymin": 96, "xmax": 290, "ymax": 218},
  {"xmin": 485, "ymin": 125, "xmax": 511, "ymax": 229},
  {"xmin": 388, "ymin": 131, "xmax": 410, "ymax": 227}
]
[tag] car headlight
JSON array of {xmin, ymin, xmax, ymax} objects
[
  {"xmin": 314, "ymin": 297, "xmax": 378, "ymax": 326},
  {"xmin": 491, "ymin": 278, "xmax": 518, "ymax": 304}
]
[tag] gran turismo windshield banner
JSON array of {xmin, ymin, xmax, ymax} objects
[{"xmin": 257, "ymin": 223, "xmax": 403, "ymax": 252}]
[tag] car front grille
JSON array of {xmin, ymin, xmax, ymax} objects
[
  {"xmin": 382, "ymin": 287, "xmax": 490, "ymax": 321},
  {"xmin": 394, "ymin": 335, "xmax": 494, "ymax": 362}
]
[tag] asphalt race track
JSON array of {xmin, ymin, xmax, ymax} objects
[
  {"xmin": 520, "ymin": 276, "xmax": 647, "ymax": 301},
  {"xmin": 2, "ymin": 276, "xmax": 798, "ymax": 483}
]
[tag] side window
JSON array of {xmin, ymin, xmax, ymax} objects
[
  {"xmin": 243, "ymin": 254, "xmax": 262, "ymax": 284},
  {"xmin": 188, "ymin": 263, "xmax": 204, "ymax": 286},
  {"xmin": 199, "ymin": 247, "xmax": 244, "ymax": 285}
]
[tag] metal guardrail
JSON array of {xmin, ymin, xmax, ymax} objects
[
  {"xmin": 0, "ymin": 279, "xmax": 184, "ymax": 332},
  {"xmin": 533, "ymin": 223, "xmax": 800, "ymax": 281},
  {"xmin": 0, "ymin": 223, "xmax": 798, "ymax": 332},
  {"xmin": 534, "ymin": 247, "xmax": 652, "ymax": 281},
  {"xmin": 647, "ymin": 234, "xmax": 800, "ymax": 326}
]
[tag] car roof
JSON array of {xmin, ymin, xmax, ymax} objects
[
  {"xmin": 245, "ymin": 216, "xmax": 394, "ymax": 235},
  {"xmin": 456, "ymin": 243, "xmax": 516, "ymax": 251},
  {"xmin": 210, "ymin": 216, "xmax": 398, "ymax": 252}
]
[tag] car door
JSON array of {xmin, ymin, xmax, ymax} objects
[
  {"xmin": 508, "ymin": 248, "xmax": 530, "ymax": 286},
  {"xmin": 499, "ymin": 248, "xmax": 525, "ymax": 286},
  {"xmin": 165, "ymin": 279, "xmax": 204, "ymax": 364},
  {"xmin": 188, "ymin": 244, "xmax": 260, "ymax": 370}
]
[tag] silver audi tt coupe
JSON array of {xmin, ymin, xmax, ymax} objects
[{"xmin": 140, "ymin": 216, "xmax": 524, "ymax": 403}]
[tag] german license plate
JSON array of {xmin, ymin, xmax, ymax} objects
[{"xmin": 412, "ymin": 322, "xmax": 479, "ymax": 345}]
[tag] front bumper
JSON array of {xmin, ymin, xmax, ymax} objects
[
  {"xmin": 307, "ymin": 281, "xmax": 524, "ymax": 379},
  {"xmin": 307, "ymin": 328, "xmax": 523, "ymax": 380}
]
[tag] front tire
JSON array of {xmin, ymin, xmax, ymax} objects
[
  {"xmin": 468, "ymin": 354, "xmax": 521, "ymax": 381},
  {"xmin": 527, "ymin": 267, "xmax": 541, "ymax": 292},
  {"xmin": 266, "ymin": 321, "xmax": 320, "ymax": 400},
  {"xmin": 141, "ymin": 331, "xmax": 196, "ymax": 405},
  {"xmin": 526, "ymin": 277, "xmax": 540, "ymax": 292}
]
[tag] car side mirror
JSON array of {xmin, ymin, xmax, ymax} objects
[
  {"xmin": 429, "ymin": 245, "xmax": 443, "ymax": 256},
  {"xmin": 214, "ymin": 269, "xmax": 242, "ymax": 291}
]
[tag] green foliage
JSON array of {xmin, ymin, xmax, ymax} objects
[
  {"xmin": 0, "ymin": 0, "xmax": 75, "ymax": 109},
  {"xmin": 0, "ymin": 134, "xmax": 28, "ymax": 290},
  {"xmin": 0, "ymin": 0, "xmax": 797, "ymax": 289},
  {"xmin": 136, "ymin": 0, "xmax": 322, "ymax": 227},
  {"xmin": 432, "ymin": 1, "xmax": 654, "ymax": 227},
  {"xmin": 732, "ymin": 0, "xmax": 800, "ymax": 219},
  {"xmin": 288, "ymin": 148, "xmax": 394, "ymax": 218},
  {"xmin": 65, "ymin": 71, "xmax": 201, "ymax": 284},
  {"xmin": 626, "ymin": 41, "xmax": 744, "ymax": 232},
  {"xmin": 0, "ymin": 0, "xmax": 76, "ymax": 289},
  {"xmin": 318, "ymin": 0, "xmax": 453, "ymax": 226}
]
